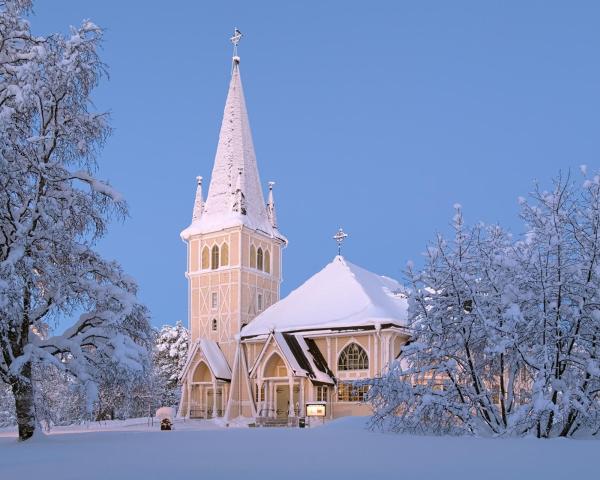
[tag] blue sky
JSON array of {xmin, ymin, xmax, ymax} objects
[{"xmin": 31, "ymin": 1, "xmax": 600, "ymax": 328}]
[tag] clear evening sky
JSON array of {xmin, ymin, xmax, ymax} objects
[{"xmin": 32, "ymin": 1, "xmax": 600, "ymax": 328}]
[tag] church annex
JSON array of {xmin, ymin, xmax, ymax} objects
[{"xmin": 178, "ymin": 35, "xmax": 409, "ymax": 423}]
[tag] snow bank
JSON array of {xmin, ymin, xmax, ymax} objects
[{"xmin": 0, "ymin": 417, "xmax": 596, "ymax": 480}]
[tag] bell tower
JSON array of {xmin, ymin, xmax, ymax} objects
[{"xmin": 181, "ymin": 31, "xmax": 287, "ymax": 366}]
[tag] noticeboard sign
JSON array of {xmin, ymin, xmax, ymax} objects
[{"xmin": 306, "ymin": 403, "xmax": 326, "ymax": 417}]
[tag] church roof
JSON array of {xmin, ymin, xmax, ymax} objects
[
  {"xmin": 241, "ymin": 256, "xmax": 408, "ymax": 337},
  {"xmin": 181, "ymin": 58, "xmax": 285, "ymax": 242},
  {"xmin": 179, "ymin": 338, "xmax": 232, "ymax": 382}
]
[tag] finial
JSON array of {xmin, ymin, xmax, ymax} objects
[
  {"xmin": 267, "ymin": 181, "xmax": 278, "ymax": 229},
  {"xmin": 192, "ymin": 175, "xmax": 204, "ymax": 222},
  {"xmin": 230, "ymin": 27, "xmax": 243, "ymax": 63},
  {"xmin": 333, "ymin": 227, "xmax": 348, "ymax": 256}
]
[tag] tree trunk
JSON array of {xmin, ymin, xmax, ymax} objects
[{"xmin": 9, "ymin": 361, "xmax": 36, "ymax": 441}]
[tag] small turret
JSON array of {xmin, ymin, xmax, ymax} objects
[
  {"xmin": 192, "ymin": 176, "xmax": 204, "ymax": 222},
  {"xmin": 266, "ymin": 181, "xmax": 278, "ymax": 229}
]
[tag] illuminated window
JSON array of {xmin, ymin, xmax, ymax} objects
[
  {"xmin": 257, "ymin": 293, "xmax": 263, "ymax": 311},
  {"xmin": 221, "ymin": 243, "xmax": 229, "ymax": 266},
  {"xmin": 315, "ymin": 385, "xmax": 328, "ymax": 402},
  {"xmin": 250, "ymin": 245, "xmax": 256, "ymax": 268},
  {"xmin": 211, "ymin": 245, "xmax": 219, "ymax": 270},
  {"xmin": 337, "ymin": 382, "xmax": 369, "ymax": 402},
  {"xmin": 212, "ymin": 318, "xmax": 217, "ymax": 331},
  {"xmin": 257, "ymin": 247, "xmax": 263, "ymax": 271},
  {"xmin": 201, "ymin": 246, "xmax": 209, "ymax": 270},
  {"xmin": 338, "ymin": 343, "xmax": 369, "ymax": 371},
  {"xmin": 211, "ymin": 292, "xmax": 218, "ymax": 309}
]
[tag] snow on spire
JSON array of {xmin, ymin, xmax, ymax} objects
[
  {"xmin": 180, "ymin": 33, "xmax": 286, "ymax": 242},
  {"xmin": 231, "ymin": 168, "xmax": 247, "ymax": 215},
  {"xmin": 266, "ymin": 181, "xmax": 278, "ymax": 229},
  {"xmin": 192, "ymin": 176, "xmax": 204, "ymax": 222}
]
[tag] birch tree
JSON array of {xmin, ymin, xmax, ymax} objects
[{"xmin": 0, "ymin": 0, "xmax": 151, "ymax": 440}]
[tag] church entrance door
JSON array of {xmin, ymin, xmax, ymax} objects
[{"xmin": 275, "ymin": 385, "xmax": 289, "ymax": 418}]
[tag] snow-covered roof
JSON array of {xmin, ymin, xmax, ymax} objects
[
  {"xmin": 199, "ymin": 338, "xmax": 231, "ymax": 381},
  {"xmin": 250, "ymin": 332, "xmax": 335, "ymax": 385},
  {"xmin": 241, "ymin": 256, "xmax": 408, "ymax": 337},
  {"xmin": 179, "ymin": 338, "xmax": 231, "ymax": 382},
  {"xmin": 181, "ymin": 59, "xmax": 285, "ymax": 242}
]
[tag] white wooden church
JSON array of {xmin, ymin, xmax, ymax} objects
[{"xmin": 178, "ymin": 32, "xmax": 409, "ymax": 424}]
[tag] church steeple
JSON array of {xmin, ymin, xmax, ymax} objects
[
  {"xmin": 179, "ymin": 30, "xmax": 287, "ymax": 421},
  {"xmin": 181, "ymin": 46, "xmax": 284, "ymax": 241}
]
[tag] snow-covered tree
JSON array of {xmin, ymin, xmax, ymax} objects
[
  {"xmin": 0, "ymin": 381, "xmax": 16, "ymax": 427},
  {"xmin": 513, "ymin": 171, "xmax": 600, "ymax": 437},
  {"xmin": 153, "ymin": 322, "xmax": 189, "ymax": 407},
  {"xmin": 0, "ymin": 0, "xmax": 151, "ymax": 440},
  {"xmin": 367, "ymin": 172, "xmax": 600, "ymax": 438}
]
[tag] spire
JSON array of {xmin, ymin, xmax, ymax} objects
[
  {"xmin": 266, "ymin": 181, "xmax": 278, "ymax": 229},
  {"xmin": 192, "ymin": 176, "xmax": 204, "ymax": 222},
  {"xmin": 180, "ymin": 30, "xmax": 286, "ymax": 243}
]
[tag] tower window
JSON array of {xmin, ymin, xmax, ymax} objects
[
  {"xmin": 257, "ymin": 247, "xmax": 264, "ymax": 271},
  {"xmin": 250, "ymin": 244, "xmax": 256, "ymax": 268},
  {"xmin": 257, "ymin": 293, "xmax": 263, "ymax": 311},
  {"xmin": 221, "ymin": 243, "xmax": 229, "ymax": 266},
  {"xmin": 201, "ymin": 246, "xmax": 210, "ymax": 270},
  {"xmin": 264, "ymin": 249, "xmax": 271, "ymax": 274},
  {"xmin": 211, "ymin": 292, "xmax": 218, "ymax": 309},
  {"xmin": 212, "ymin": 318, "xmax": 217, "ymax": 331},
  {"xmin": 211, "ymin": 245, "xmax": 219, "ymax": 270}
]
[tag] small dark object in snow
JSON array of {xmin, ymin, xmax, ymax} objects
[{"xmin": 160, "ymin": 419, "xmax": 172, "ymax": 431}]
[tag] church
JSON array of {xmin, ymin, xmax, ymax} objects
[{"xmin": 177, "ymin": 34, "xmax": 409, "ymax": 424}]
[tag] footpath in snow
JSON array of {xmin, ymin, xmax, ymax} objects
[{"xmin": 0, "ymin": 416, "xmax": 596, "ymax": 480}]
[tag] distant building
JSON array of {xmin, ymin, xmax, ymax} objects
[{"xmin": 178, "ymin": 45, "xmax": 409, "ymax": 423}]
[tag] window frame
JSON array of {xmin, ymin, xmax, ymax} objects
[
  {"xmin": 257, "ymin": 247, "xmax": 264, "ymax": 271},
  {"xmin": 337, "ymin": 342, "xmax": 369, "ymax": 371},
  {"xmin": 337, "ymin": 382, "xmax": 369, "ymax": 402},
  {"xmin": 201, "ymin": 246, "xmax": 210, "ymax": 270},
  {"xmin": 211, "ymin": 245, "xmax": 219, "ymax": 270}
]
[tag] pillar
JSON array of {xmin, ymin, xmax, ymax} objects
[
  {"xmin": 299, "ymin": 378, "xmax": 305, "ymax": 417},
  {"xmin": 257, "ymin": 379, "xmax": 264, "ymax": 416},
  {"xmin": 212, "ymin": 381, "xmax": 218, "ymax": 418},
  {"xmin": 186, "ymin": 381, "xmax": 191, "ymax": 418},
  {"xmin": 288, "ymin": 376, "xmax": 295, "ymax": 417}
]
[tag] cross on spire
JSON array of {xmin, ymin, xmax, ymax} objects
[
  {"xmin": 230, "ymin": 27, "xmax": 243, "ymax": 59},
  {"xmin": 333, "ymin": 228, "xmax": 348, "ymax": 256}
]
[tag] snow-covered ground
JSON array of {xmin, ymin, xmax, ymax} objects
[{"xmin": 0, "ymin": 417, "xmax": 596, "ymax": 479}]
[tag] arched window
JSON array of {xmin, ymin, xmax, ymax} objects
[
  {"xmin": 250, "ymin": 245, "xmax": 256, "ymax": 268},
  {"xmin": 212, "ymin": 318, "xmax": 217, "ymax": 331},
  {"xmin": 221, "ymin": 243, "xmax": 229, "ymax": 266},
  {"xmin": 211, "ymin": 245, "xmax": 219, "ymax": 270},
  {"xmin": 201, "ymin": 246, "xmax": 210, "ymax": 270},
  {"xmin": 257, "ymin": 247, "xmax": 263, "ymax": 271},
  {"xmin": 264, "ymin": 250, "xmax": 271, "ymax": 274},
  {"xmin": 338, "ymin": 343, "xmax": 369, "ymax": 371}
]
